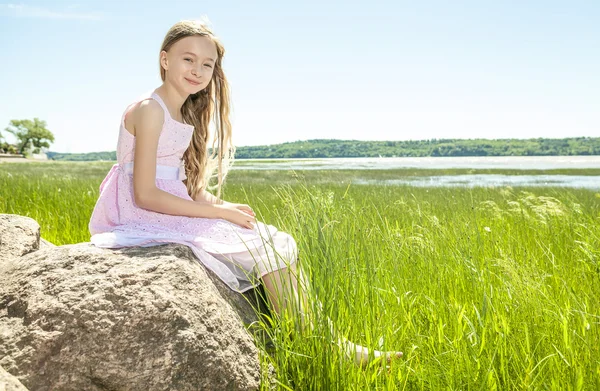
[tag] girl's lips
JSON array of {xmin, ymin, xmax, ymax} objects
[{"xmin": 185, "ymin": 78, "xmax": 200, "ymax": 86}]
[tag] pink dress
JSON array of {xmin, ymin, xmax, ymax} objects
[{"xmin": 89, "ymin": 90, "xmax": 298, "ymax": 293}]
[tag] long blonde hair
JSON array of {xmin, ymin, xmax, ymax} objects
[{"xmin": 159, "ymin": 19, "xmax": 235, "ymax": 200}]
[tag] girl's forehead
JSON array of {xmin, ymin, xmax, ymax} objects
[{"xmin": 173, "ymin": 36, "xmax": 217, "ymax": 58}]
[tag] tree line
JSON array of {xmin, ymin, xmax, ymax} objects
[
  {"xmin": 3, "ymin": 117, "xmax": 597, "ymax": 160},
  {"xmin": 44, "ymin": 137, "xmax": 599, "ymax": 161}
]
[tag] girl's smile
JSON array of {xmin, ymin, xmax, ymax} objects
[{"xmin": 185, "ymin": 78, "xmax": 201, "ymax": 86}]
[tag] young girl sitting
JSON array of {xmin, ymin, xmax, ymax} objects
[{"xmin": 89, "ymin": 19, "xmax": 401, "ymax": 368}]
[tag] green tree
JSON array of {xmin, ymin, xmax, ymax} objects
[{"xmin": 4, "ymin": 118, "xmax": 55, "ymax": 154}]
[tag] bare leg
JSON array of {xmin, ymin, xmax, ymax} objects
[{"xmin": 260, "ymin": 262, "xmax": 402, "ymax": 367}]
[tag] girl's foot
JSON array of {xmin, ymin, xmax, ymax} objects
[{"xmin": 341, "ymin": 340, "xmax": 403, "ymax": 368}]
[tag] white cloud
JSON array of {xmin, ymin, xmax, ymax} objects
[{"xmin": 0, "ymin": 3, "xmax": 105, "ymax": 20}]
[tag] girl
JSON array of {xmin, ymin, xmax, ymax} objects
[{"xmin": 89, "ymin": 19, "xmax": 401, "ymax": 368}]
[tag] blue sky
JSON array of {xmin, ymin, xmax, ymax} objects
[{"xmin": 0, "ymin": 0, "xmax": 598, "ymax": 153}]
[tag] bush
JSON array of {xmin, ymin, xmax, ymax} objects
[{"xmin": 0, "ymin": 142, "xmax": 18, "ymax": 154}]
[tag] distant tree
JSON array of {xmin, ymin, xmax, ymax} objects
[{"xmin": 4, "ymin": 118, "xmax": 55, "ymax": 154}]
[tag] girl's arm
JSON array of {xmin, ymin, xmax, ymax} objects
[
  {"xmin": 193, "ymin": 188, "xmax": 226, "ymax": 205},
  {"xmin": 129, "ymin": 100, "xmax": 221, "ymax": 219}
]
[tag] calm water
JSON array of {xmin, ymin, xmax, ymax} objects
[
  {"xmin": 234, "ymin": 156, "xmax": 600, "ymax": 170},
  {"xmin": 355, "ymin": 175, "xmax": 600, "ymax": 190},
  {"xmin": 233, "ymin": 156, "xmax": 600, "ymax": 190}
]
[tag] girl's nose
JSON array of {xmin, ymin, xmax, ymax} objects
[{"xmin": 193, "ymin": 64, "xmax": 204, "ymax": 76}]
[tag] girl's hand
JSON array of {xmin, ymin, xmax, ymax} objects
[
  {"xmin": 224, "ymin": 202, "xmax": 255, "ymax": 218},
  {"xmin": 217, "ymin": 204, "xmax": 256, "ymax": 229}
]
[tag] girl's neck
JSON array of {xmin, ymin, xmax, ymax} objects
[{"xmin": 155, "ymin": 83, "xmax": 188, "ymax": 121}]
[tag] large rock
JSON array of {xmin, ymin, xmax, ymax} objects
[{"xmin": 0, "ymin": 214, "xmax": 271, "ymax": 391}]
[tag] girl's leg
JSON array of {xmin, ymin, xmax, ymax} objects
[
  {"xmin": 260, "ymin": 262, "xmax": 300, "ymax": 316},
  {"xmin": 260, "ymin": 262, "xmax": 402, "ymax": 367}
]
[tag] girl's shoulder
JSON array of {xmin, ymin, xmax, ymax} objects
[{"xmin": 123, "ymin": 97, "xmax": 164, "ymax": 137}]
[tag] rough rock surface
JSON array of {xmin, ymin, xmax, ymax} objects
[
  {"xmin": 0, "ymin": 214, "xmax": 41, "ymax": 259},
  {"xmin": 0, "ymin": 365, "xmax": 29, "ymax": 391},
  {"xmin": 0, "ymin": 214, "xmax": 271, "ymax": 391},
  {"xmin": 39, "ymin": 238, "xmax": 55, "ymax": 249}
]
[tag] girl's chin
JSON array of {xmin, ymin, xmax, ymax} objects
[{"xmin": 186, "ymin": 84, "xmax": 204, "ymax": 93}]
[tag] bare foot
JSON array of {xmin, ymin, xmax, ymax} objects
[{"xmin": 340, "ymin": 340, "xmax": 403, "ymax": 368}]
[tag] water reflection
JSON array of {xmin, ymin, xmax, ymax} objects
[
  {"xmin": 232, "ymin": 157, "xmax": 600, "ymax": 189},
  {"xmin": 234, "ymin": 156, "xmax": 600, "ymax": 170},
  {"xmin": 354, "ymin": 175, "xmax": 600, "ymax": 190}
]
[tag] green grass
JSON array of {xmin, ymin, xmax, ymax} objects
[{"xmin": 1, "ymin": 161, "xmax": 599, "ymax": 390}]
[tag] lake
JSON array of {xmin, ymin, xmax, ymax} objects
[
  {"xmin": 354, "ymin": 174, "xmax": 600, "ymax": 189},
  {"xmin": 232, "ymin": 156, "xmax": 600, "ymax": 190},
  {"xmin": 233, "ymin": 156, "xmax": 600, "ymax": 170}
]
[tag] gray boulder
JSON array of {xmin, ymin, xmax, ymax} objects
[{"xmin": 0, "ymin": 214, "xmax": 271, "ymax": 391}]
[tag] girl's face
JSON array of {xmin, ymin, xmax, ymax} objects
[{"xmin": 161, "ymin": 35, "xmax": 218, "ymax": 94}]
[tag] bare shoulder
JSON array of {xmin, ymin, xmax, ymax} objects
[
  {"xmin": 126, "ymin": 98, "xmax": 164, "ymax": 137},
  {"xmin": 134, "ymin": 99, "xmax": 164, "ymax": 129}
]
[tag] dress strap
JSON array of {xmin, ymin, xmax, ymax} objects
[
  {"xmin": 150, "ymin": 92, "xmax": 173, "ymax": 121},
  {"xmin": 121, "ymin": 91, "xmax": 168, "ymax": 128}
]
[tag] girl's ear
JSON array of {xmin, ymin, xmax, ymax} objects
[{"xmin": 160, "ymin": 50, "xmax": 169, "ymax": 71}]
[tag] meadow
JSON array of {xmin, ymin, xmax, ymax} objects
[{"xmin": 1, "ymin": 161, "xmax": 599, "ymax": 390}]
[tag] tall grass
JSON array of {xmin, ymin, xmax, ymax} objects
[{"xmin": 1, "ymin": 161, "xmax": 598, "ymax": 389}]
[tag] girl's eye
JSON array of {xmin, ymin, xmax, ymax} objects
[
  {"xmin": 204, "ymin": 64, "xmax": 212, "ymax": 68},
  {"xmin": 184, "ymin": 58, "xmax": 193, "ymax": 62}
]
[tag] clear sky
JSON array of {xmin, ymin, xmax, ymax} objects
[{"xmin": 0, "ymin": 0, "xmax": 598, "ymax": 153}]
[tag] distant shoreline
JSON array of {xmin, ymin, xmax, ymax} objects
[
  {"xmin": 43, "ymin": 136, "xmax": 600, "ymax": 161},
  {"xmin": 3, "ymin": 154, "xmax": 600, "ymax": 164}
]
